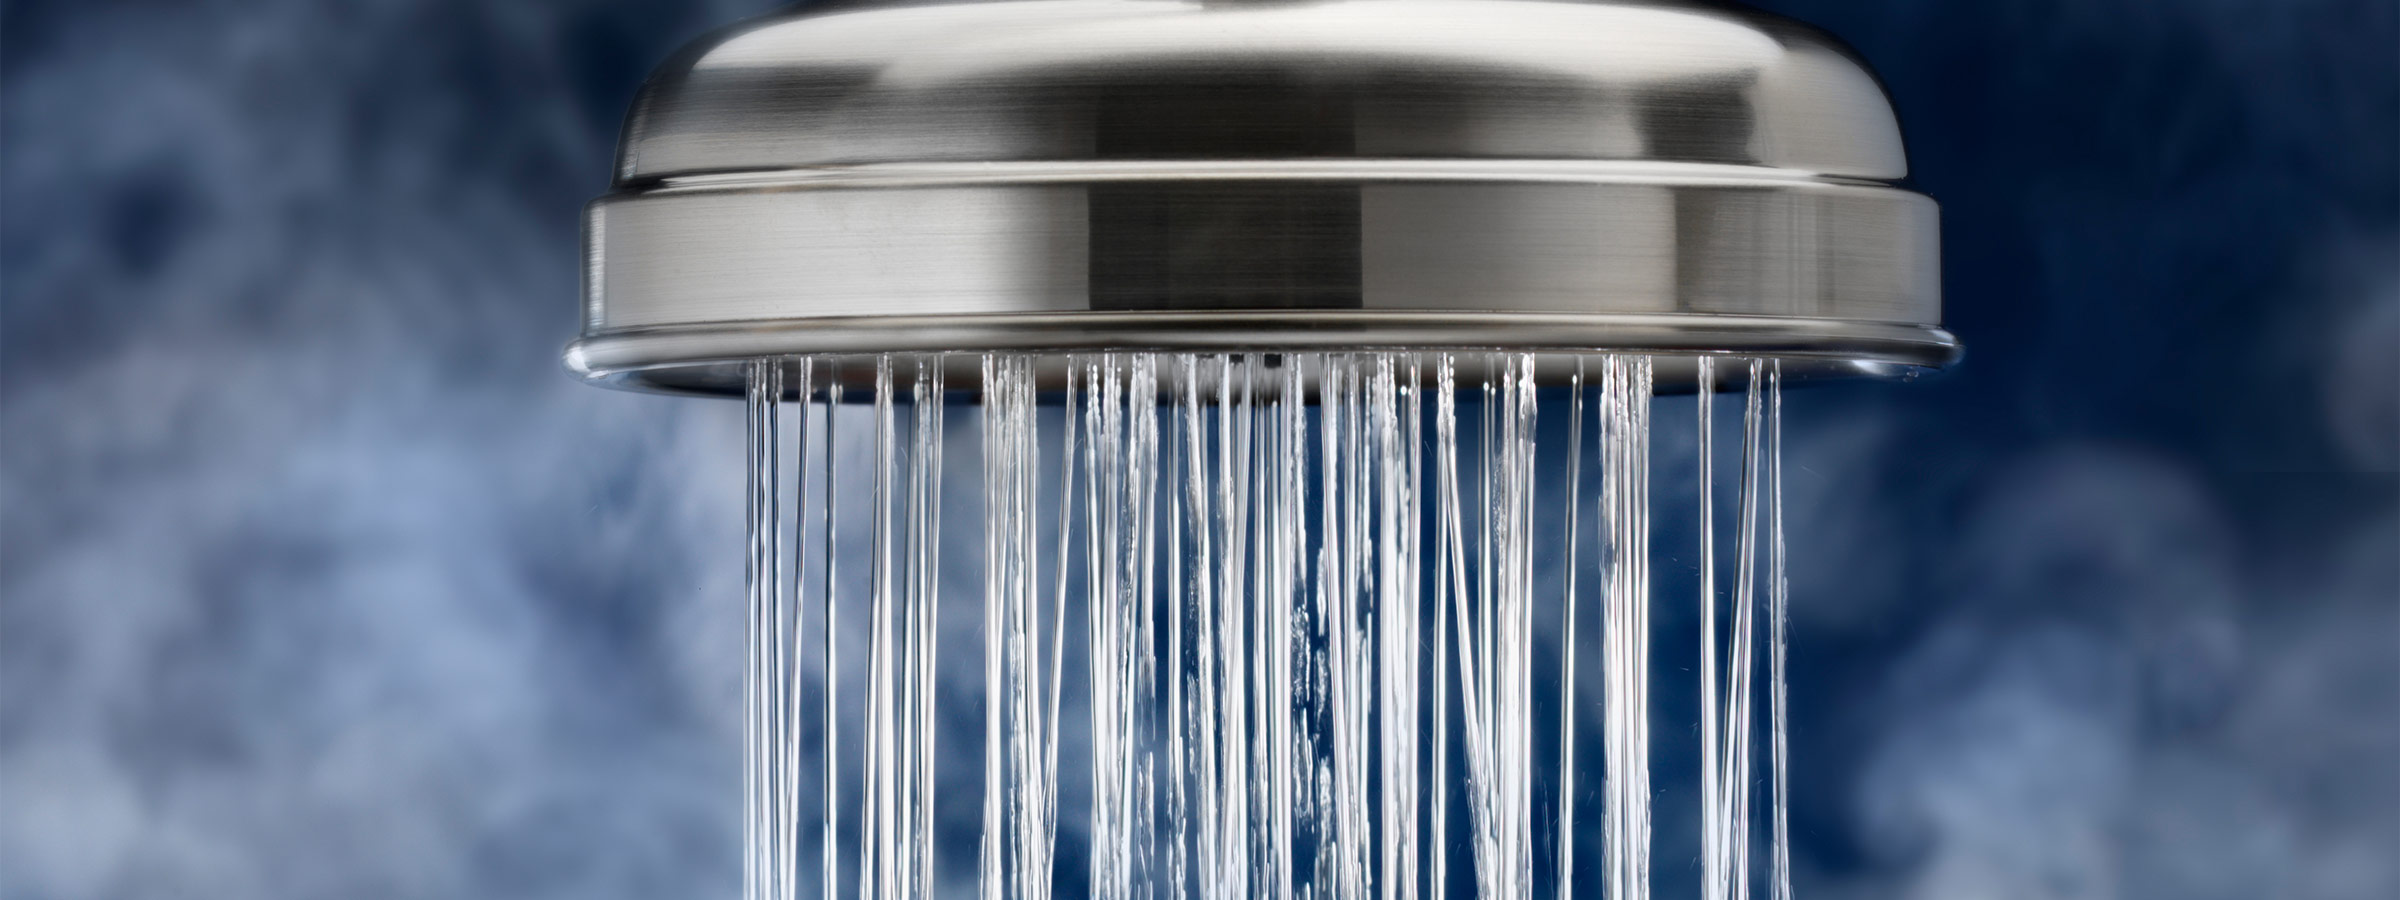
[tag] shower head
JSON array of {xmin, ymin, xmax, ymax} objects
[
  {"xmin": 574, "ymin": 7, "xmax": 1943, "ymax": 892},
  {"xmin": 566, "ymin": 0, "xmax": 1956, "ymax": 394}
]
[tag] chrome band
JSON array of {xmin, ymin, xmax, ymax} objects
[{"xmin": 578, "ymin": 166, "xmax": 1943, "ymax": 394}]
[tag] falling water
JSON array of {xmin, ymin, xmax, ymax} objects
[
  {"xmin": 1599, "ymin": 355, "xmax": 1655, "ymax": 900},
  {"xmin": 742, "ymin": 353, "xmax": 1792, "ymax": 900}
]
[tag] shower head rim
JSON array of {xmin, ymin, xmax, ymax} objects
[
  {"xmin": 625, "ymin": 159, "xmax": 1912, "ymax": 194},
  {"xmin": 565, "ymin": 310, "xmax": 1959, "ymax": 396}
]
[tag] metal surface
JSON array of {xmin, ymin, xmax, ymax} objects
[{"xmin": 572, "ymin": 0, "xmax": 1955, "ymax": 394}]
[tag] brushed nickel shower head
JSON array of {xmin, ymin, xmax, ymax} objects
[{"xmin": 567, "ymin": 0, "xmax": 1956, "ymax": 393}]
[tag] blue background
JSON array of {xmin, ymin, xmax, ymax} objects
[{"xmin": 2, "ymin": 1, "xmax": 2393, "ymax": 898}]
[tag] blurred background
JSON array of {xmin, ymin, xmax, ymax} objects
[{"xmin": 2, "ymin": 1, "xmax": 2393, "ymax": 898}]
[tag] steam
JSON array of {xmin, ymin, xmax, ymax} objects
[{"xmin": 1, "ymin": 1, "xmax": 776, "ymax": 897}]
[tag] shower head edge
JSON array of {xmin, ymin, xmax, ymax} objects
[{"xmin": 565, "ymin": 311, "xmax": 1958, "ymax": 396}]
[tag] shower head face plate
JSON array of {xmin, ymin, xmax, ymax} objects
[{"xmin": 571, "ymin": 0, "xmax": 1956, "ymax": 395}]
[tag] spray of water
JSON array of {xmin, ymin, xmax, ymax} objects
[{"xmin": 743, "ymin": 352, "xmax": 1788, "ymax": 900}]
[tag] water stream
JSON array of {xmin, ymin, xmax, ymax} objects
[{"xmin": 743, "ymin": 352, "xmax": 1790, "ymax": 900}]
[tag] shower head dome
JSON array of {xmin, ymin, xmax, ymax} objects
[{"xmin": 569, "ymin": 0, "xmax": 1957, "ymax": 394}]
